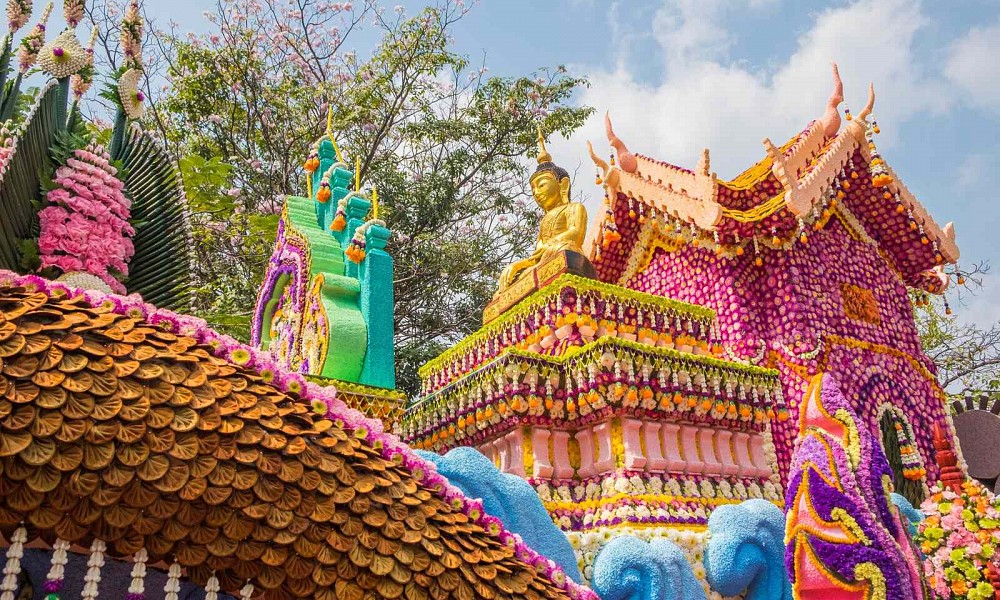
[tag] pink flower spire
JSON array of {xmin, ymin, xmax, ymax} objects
[
  {"xmin": 16, "ymin": 1, "xmax": 53, "ymax": 74},
  {"xmin": 6, "ymin": 0, "xmax": 31, "ymax": 32},
  {"xmin": 71, "ymin": 27, "xmax": 97, "ymax": 100},
  {"xmin": 120, "ymin": 0, "xmax": 143, "ymax": 69},
  {"xmin": 38, "ymin": 144, "xmax": 134, "ymax": 293},
  {"xmin": 62, "ymin": 0, "xmax": 84, "ymax": 28}
]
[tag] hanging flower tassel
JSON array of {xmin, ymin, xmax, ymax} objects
[
  {"xmin": 80, "ymin": 539, "xmax": 106, "ymax": 600},
  {"xmin": 42, "ymin": 538, "xmax": 70, "ymax": 599},
  {"xmin": 125, "ymin": 548, "xmax": 148, "ymax": 600},
  {"xmin": 240, "ymin": 581, "xmax": 254, "ymax": 600},
  {"xmin": 164, "ymin": 561, "xmax": 181, "ymax": 600},
  {"xmin": 316, "ymin": 164, "xmax": 335, "ymax": 203},
  {"xmin": 330, "ymin": 197, "xmax": 348, "ymax": 232},
  {"xmin": 0, "ymin": 526, "xmax": 27, "ymax": 600},
  {"xmin": 866, "ymin": 115, "xmax": 893, "ymax": 188},
  {"xmin": 205, "ymin": 573, "xmax": 220, "ymax": 600}
]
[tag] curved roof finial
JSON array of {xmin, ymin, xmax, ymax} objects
[
  {"xmin": 587, "ymin": 140, "xmax": 609, "ymax": 175},
  {"xmin": 605, "ymin": 112, "xmax": 637, "ymax": 173},
  {"xmin": 821, "ymin": 62, "xmax": 845, "ymax": 138},
  {"xmin": 856, "ymin": 82, "xmax": 876, "ymax": 123}
]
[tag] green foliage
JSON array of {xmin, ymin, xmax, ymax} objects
[
  {"xmin": 914, "ymin": 290, "xmax": 1000, "ymax": 393},
  {"xmin": 0, "ymin": 82, "xmax": 63, "ymax": 272},
  {"xmin": 115, "ymin": 127, "xmax": 197, "ymax": 311},
  {"xmin": 147, "ymin": 2, "xmax": 593, "ymax": 394}
]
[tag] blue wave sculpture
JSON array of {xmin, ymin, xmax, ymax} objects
[
  {"xmin": 704, "ymin": 498, "xmax": 791, "ymax": 600},
  {"xmin": 591, "ymin": 536, "xmax": 706, "ymax": 600}
]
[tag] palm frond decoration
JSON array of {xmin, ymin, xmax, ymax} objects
[
  {"xmin": 115, "ymin": 124, "xmax": 195, "ymax": 311},
  {"xmin": 0, "ymin": 79, "xmax": 61, "ymax": 272}
]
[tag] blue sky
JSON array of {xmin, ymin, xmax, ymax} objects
[{"xmin": 16, "ymin": 0, "xmax": 1000, "ymax": 321}]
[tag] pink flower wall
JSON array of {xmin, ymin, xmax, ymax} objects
[{"xmin": 623, "ymin": 205, "xmax": 945, "ymax": 485}]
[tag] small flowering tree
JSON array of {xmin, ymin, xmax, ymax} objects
[
  {"xmin": 917, "ymin": 481, "xmax": 1000, "ymax": 600},
  {"xmin": 123, "ymin": 0, "xmax": 592, "ymax": 391}
]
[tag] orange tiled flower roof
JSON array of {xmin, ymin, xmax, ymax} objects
[{"xmin": 0, "ymin": 273, "xmax": 592, "ymax": 600}]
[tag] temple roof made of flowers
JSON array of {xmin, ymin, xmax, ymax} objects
[
  {"xmin": 584, "ymin": 68, "xmax": 959, "ymax": 291},
  {"xmin": 0, "ymin": 272, "xmax": 594, "ymax": 600}
]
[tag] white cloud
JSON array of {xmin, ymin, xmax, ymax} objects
[
  {"xmin": 946, "ymin": 18, "xmax": 1000, "ymax": 111},
  {"xmin": 550, "ymin": 0, "xmax": 953, "ymax": 219}
]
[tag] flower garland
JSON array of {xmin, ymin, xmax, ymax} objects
[
  {"xmin": 16, "ymin": 1, "xmax": 51, "ymax": 74},
  {"xmin": 38, "ymin": 143, "xmax": 135, "ymax": 293},
  {"xmin": 125, "ymin": 549, "xmax": 148, "ymax": 600},
  {"xmin": 402, "ymin": 337, "xmax": 784, "ymax": 452},
  {"xmin": 0, "ymin": 270, "xmax": 597, "ymax": 600},
  {"xmin": 315, "ymin": 163, "xmax": 335, "ymax": 202},
  {"xmin": 345, "ymin": 219, "xmax": 384, "ymax": 263},
  {"xmin": 330, "ymin": 196, "xmax": 348, "ymax": 231},
  {"xmin": 0, "ymin": 526, "xmax": 26, "ymax": 600},
  {"xmin": 81, "ymin": 538, "xmax": 106, "ymax": 600},
  {"xmin": 163, "ymin": 561, "xmax": 181, "ymax": 600},
  {"xmin": 917, "ymin": 482, "xmax": 1000, "ymax": 600},
  {"xmin": 42, "ymin": 538, "xmax": 70, "ymax": 598}
]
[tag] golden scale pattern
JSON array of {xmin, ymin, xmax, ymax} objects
[{"xmin": 0, "ymin": 286, "xmax": 573, "ymax": 600}]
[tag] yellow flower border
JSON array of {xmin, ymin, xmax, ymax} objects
[{"xmin": 418, "ymin": 274, "xmax": 716, "ymax": 379}]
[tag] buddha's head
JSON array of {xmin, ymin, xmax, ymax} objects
[{"xmin": 530, "ymin": 126, "xmax": 571, "ymax": 211}]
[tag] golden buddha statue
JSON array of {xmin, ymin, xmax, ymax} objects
[{"xmin": 495, "ymin": 127, "xmax": 589, "ymax": 296}]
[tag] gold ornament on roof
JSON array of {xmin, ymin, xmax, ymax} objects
[{"xmin": 494, "ymin": 125, "xmax": 589, "ymax": 297}]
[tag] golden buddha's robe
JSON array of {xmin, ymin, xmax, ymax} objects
[{"xmin": 497, "ymin": 201, "xmax": 588, "ymax": 292}]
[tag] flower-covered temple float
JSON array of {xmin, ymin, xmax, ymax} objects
[{"xmin": 0, "ymin": 1, "xmax": 996, "ymax": 598}]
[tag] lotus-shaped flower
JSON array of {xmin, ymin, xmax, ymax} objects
[
  {"xmin": 37, "ymin": 29, "xmax": 87, "ymax": 78},
  {"xmin": 117, "ymin": 67, "xmax": 145, "ymax": 120}
]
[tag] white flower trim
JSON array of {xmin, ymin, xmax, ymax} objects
[
  {"xmin": 0, "ymin": 527, "xmax": 27, "ymax": 600},
  {"xmin": 81, "ymin": 538, "xmax": 106, "ymax": 600},
  {"xmin": 44, "ymin": 538, "xmax": 70, "ymax": 589},
  {"xmin": 57, "ymin": 271, "xmax": 115, "ymax": 293},
  {"xmin": 128, "ymin": 548, "xmax": 148, "ymax": 597},
  {"xmin": 164, "ymin": 561, "xmax": 182, "ymax": 600}
]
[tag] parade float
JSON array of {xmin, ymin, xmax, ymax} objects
[{"xmin": 0, "ymin": 0, "xmax": 990, "ymax": 598}]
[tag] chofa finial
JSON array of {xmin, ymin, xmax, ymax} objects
[
  {"xmin": 856, "ymin": 82, "xmax": 876, "ymax": 123},
  {"xmin": 821, "ymin": 62, "xmax": 845, "ymax": 138},
  {"xmin": 536, "ymin": 123, "xmax": 552, "ymax": 165},
  {"xmin": 604, "ymin": 112, "xmax": 637, "ymax": 173}
]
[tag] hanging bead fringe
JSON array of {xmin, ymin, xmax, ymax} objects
[
  {"xmin": 240, "ymin": 581, "xmax": 255, "ymax": 600},
  {"xmin": 205, "ymin": 573, "xmax": 220, "ymax": 600},
  {"xmin": 164, "ymin": 561, "xmax": 182, "ymax": 600},
  {"xmin": 42, "ymin": 538, "xmax": 70, "ymax": 598},
  {"xmin": 80, "ymin": 539, "xmax": 106, "ymax": 600},
  {"xmin": 125, "ymin": 548, "xmax": 148, "ymax": 600},
  {"xmin": 0, "ymin": 527, "xmax": 27, "ymax": 600}
]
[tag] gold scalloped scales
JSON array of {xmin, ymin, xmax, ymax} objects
[{"xmin": 0, "ymin": 287, "xmax": 572, "ymax": 600}]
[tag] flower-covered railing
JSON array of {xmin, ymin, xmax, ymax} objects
[
  {"xmin": 418, "ymin": 274, "xmax": 717, "ymax": 395},
  {"xmin": 402, "ymin": 335, "xmax": 784, "ymax": 452},
  {"xmin": 538, "ymin": 467, "xmax": 784, "ymax": 532}
]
